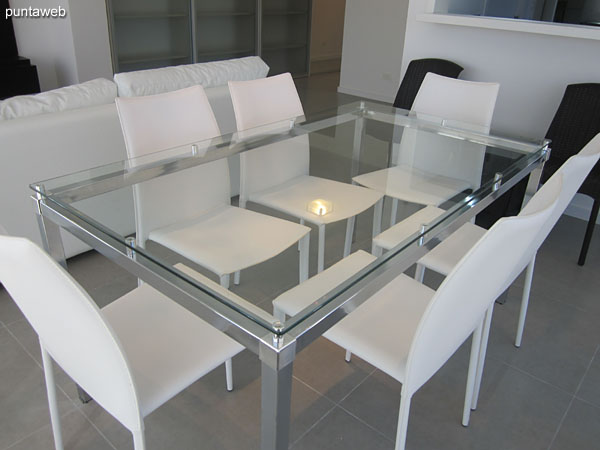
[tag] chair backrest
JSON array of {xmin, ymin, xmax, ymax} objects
[
  {"xmin": 229, "ymin": 73, "xmax": 310, "ymax": 205},
  {"xmin": 0, "ymin": 235, "xmax": 143, "ymax": 431},
  {"xmin": 393, "ymin": 74, "xmax": 500, "ymax": 194},
  {"xmin": 393, "ymin": 58, "xmax": 464, "ymax": 110},
  {"xmin": 412, "ymin": 73, "xmax": 499, "ymax": 130},
  {"xmin": 511, "ymin": 132, "xmax": 600, "ymax": 277},
  {"xmin": 543, "ymin": 83, "xmax": 600, "ymax": 199},
  {"xmin": 116, "ymin": 85, "xmax": 229, "ymax": 245},
  {"xmin": 404, "ymin": 173, "xmax": 562, "ymax": 395}
]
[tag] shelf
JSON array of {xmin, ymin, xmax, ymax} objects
[
  {"xmin": 262, "ymin": 43, "xmax": 307, "ymax": 51},
  {"xmin": 115, "ymin": 12, "xmax": 188, "ymax": 20},
  {"xmin": 119, "ymin": 54, "xmax": 190, "ymax": 65},
  {"xmin": 196, "ymin": 11, "xmax": 254, "ymax": 17},
  {"xmin": 417, "ymin": 13, "xmax": 600, "ymax": 41},
  {"xmin": 197, "ymin": 48, "xmax": 254, "ymax": 58},
  {"xmin": 263, "ymin": 10, "xmax": 307, "ymax": 16}
]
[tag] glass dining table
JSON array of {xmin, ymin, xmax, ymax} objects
[{"xmin": 30, "ymin": 100, "xmax": 549, "ymax": 450}]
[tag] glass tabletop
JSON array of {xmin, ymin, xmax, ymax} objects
[{"xmin": 31, "ymin": 100, "xmax": 548, "ymax": 336}]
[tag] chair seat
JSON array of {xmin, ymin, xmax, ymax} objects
[
  {"xmin": 249, "ymin": 175, "xmax": 383, "ymax": 225},
  {"xmin": 353, "ymin": 165, "xmax": 472, "ymax": 207},
  {"xmin": 149, "ymin": 205, "xmax": 310, "ymax": 276},
  {"xmin": 101, "ymin": 282, "xmax": 244, "ymax": 417},
  {"xmin": 373, "ymin": 206, "xmax": 445, "ymax": 251},
  {"xmin": 272, "ymin": 250, "xmax": 377, "ymax": 318},
  {"xmin": 418, "ymin": 222, "xmax": 486, "ymax": 276},
  {"xmin": 325, "ymin": 273, "xmax": 435, "ymax": 383}
]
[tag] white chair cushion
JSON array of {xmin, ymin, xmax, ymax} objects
[
  {"xmin": 114, "ymin": 56, "xmax": 270, "ymax": 97},
  {"xmin": 353, "ymin": 165, "xmax": 472, "ymax": 207},
  {"xmin": 175, "ymin": 263, "xmax": 275, "ymax": 323},
  {"xmin": 250, "ymin": 175, "xmax": 383, "ymax": 226},
  {"xmin": 373, "ymin": 206, "xmax": 445, "ymax": 251},
  {"xmin": 325, "ymin": 273, "xmax": 435, "ymax": 383},
  {"xmin": 272, "ymin": 250, "xmax": 377, "ymax": 318},
  {"xmin": 418, "ymin": 223, "xmax": 487, "ymax": 276},
  {"xmin": 0, "ymin": 78, "xmax": 117, "ymax": 121},
  {"xmin": 149, "ymin": 205, "xmax": 310, "ymax": 276},
  {"xmin": 101, "ymin": 281, "xmax": 243, "ymax": 417}
]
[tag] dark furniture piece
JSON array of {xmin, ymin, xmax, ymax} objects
[
  {"xmin": 0, "ymin": 0, "xmax": 40, "ymax": 100},
  {"xmin": 393, "ymin": 58, "xmax": 464, "ymax": 110},
  {"xmin": 542, "ymin": 83, "xmax": 600, "ymax": 265}
]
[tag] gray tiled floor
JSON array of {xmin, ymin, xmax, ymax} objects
[{"xmin": 2, "ymin": 72, "xmax": 600, "ymax": 449}]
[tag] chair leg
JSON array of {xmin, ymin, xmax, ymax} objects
[
  {"xmin": 395, "ymin": 389, "xmax": 412, "ymax": 450},
  {"xmin": 40, "ymin": 342, "xmax": 64, "ymax": 450},
  {"xmin": 298, "ymin": 218, "xmax": 305, "ymax": 251},
  {"xmin": 345, "ymin": 350, "xmax": 352, "ymax": 362},
  {"xmin": 344, "ymin": 216, "xmax": 356, "ymax": 257},
  {"xmin": 390, "ymin": 198, "xmax": 399, "ymax": 227},
  {"xmin": 578, "ymin": 199, "xmax": 599, "ymax": 266},
  {"xmin": 373, "ymin": 198, "xmax": 384, "ymax": 238},
  {"xmin": 414, "ymin": 263, "xmax": 425, "ymax": 283},
  {"xmin": 463, "ymin": 322, "xmax": 482, "ymax": 427},
  {"xmin": 234, "ymin": 271, "xmax": 241, "ymax": 285},
  {"xmin": 220, "ymin": 274, "xmax": 230, "ymax": 289},
  {"xmin": 273, "ymin": 307, "xmax": 286, "ymax": 322},
  {"xmin": 371, "ymin": 242, "xmax": 383, "ymax": 257},
  {"xmin": 472, "ymin": 303, "xmax": 494, "ymax": 411},
  {"xmin": 132, "ymin": 428, "xmax": 146, "ymax": 450},
  {"xmin": 225, "ymin": 358, "xmax": 234, "ymax": 392},
  {"xmin": 299, "ymin": 233, "xmax": 309, "ymax": 282},
  {"xmin": 318, "ymin": 225, "xmax": 326, "ymax": 273},
  {"xmin": 515, "ymin": 254, "xmax": 536, "ymax": 348}
]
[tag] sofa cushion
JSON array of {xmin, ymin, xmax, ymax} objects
[
  {"xmin": 114, "ymin": 56, "xmax": 269, "ymax": 97},
  {"xmin": 0, "ymin": 78, "xmax": 117, "ymax": 121}
]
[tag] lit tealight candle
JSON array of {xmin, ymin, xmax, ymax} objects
[{"xmin": 307, "ymin": 199, "xmax": 332, "ymax": 216}]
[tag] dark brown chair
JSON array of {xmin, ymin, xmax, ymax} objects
[
  {"xmin": 542, "ymin": 83, "xmax": 600, "ymax": 265},
  {"xmin": 393, "ymin": 58, "xmax": 464, "ymax": 110}
]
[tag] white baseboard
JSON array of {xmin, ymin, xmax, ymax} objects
[
  {"xmin": 564, "ymin": 193, "xmax": 599, "ymax": 223},
  {"xmin": 337, "ymin": 85, "xmax": 391, "ymax": 103}
]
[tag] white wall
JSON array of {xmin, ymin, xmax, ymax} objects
[
  {"xmin": 402, "ymin": 1, "xmax": 600, "ymax": 139},
  {"xmin": 67, "ymin": 0, "xmax": 113, "ymax": 83},
  {"xmin": 10, "ymin": 0, "xmax": 113, "ymax": 91},
  {"xmin": 402, "ymin": 1, "xmax": 600, "ymax": 223},
  {"xmin": 338, "ymin": 0, "xmax": 410, "ymax": 102},
  {"xmin": 10, "ymin": 0, "xmax": 77, "ymax": 90}
]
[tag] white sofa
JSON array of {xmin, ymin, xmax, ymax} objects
[{"xmin": 0, "ymin": 57, "xmax": 269, "ymax": 258}]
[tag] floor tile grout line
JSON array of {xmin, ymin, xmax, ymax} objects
[
  {"xmin": 487, "ymin": 353, "xmax": 589, "ymax": 398},
  {"xmin": 4, "ymin": 318, "xmax": 82, "ymax": 411},
  {"xmin": 336, "ymin": 403, "xmax": 395, "ymax": 444},
  {"xmin": 333, "ymin": 365, "xmax": 379, "ymax": 406},
  {"xmin": 289, "ymin": 402, "xmax": 338, "ymax": 448},
  {"xmin": 4, "ymin": 319, "xmax": 44, "ymax": 371},
  {"xmin": 547, "ymin": 343, "xmax": 600, "ymax": 450},
  {"xmin": 2, "ymin": 404, "xmax": 80, "ymax": 450},
  {"xmin": 74, "ymin": 407, "xmax": 120, "ymax": 450},
  {"xmin": 292, "ymin": 374, "xmax": 334, "ymax": 400}
]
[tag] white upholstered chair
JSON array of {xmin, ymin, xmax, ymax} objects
[
  {"xmin": 415, "ymin": 133, "xmax": 600, "ymax": 347},
  {"xmin": 0, "ymin": 235, "xmax": 244, "ymax": 450},
  {"xmin": 354, "ymin": 73, "xmax": 500, "ymax": 228},
  {"xmin": 327, "ymin": 174, "xmax": 561, "ymax": 450},
  {"xmin": 229, "ymin": 73, "xmax": 384, "ymax": 273},
  {"xmin": 273, "ymin": 173, "xmax": 562, "ymax": 450},
  {"xmin": 116, "ymin": 85, "xmax": 310, "ymax": 288}
]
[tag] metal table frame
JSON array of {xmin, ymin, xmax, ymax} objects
[{"xmin": 31, "ymin": 102, "xmax": 549, "ymax": 450}]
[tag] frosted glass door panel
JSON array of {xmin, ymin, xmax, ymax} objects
[
  {"xmin": 111, "ymin": 0, "xmax": 191, "ymax": 72},
  {"xmin": 195, "ymin": 0, "xmax": 256, "ymax": 63},
  {"xmin": 262, "ymin": 0, "xmax": 310, "ymax": 76}
]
